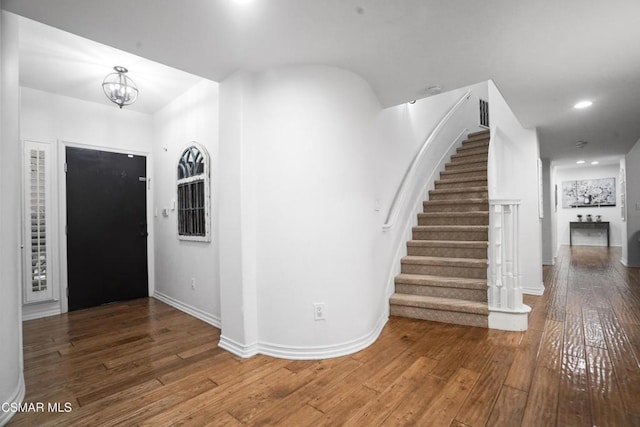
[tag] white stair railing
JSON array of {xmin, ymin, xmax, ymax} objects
[{"xmin": 487, "ymin": 199, "xmax": 530, "ymax": 330}]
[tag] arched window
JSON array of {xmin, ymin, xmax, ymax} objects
[{"xmin": 177, "ymin": 143, "xmax": 210, "ymax": 241}]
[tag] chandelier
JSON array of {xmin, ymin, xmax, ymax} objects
[{"xmin": 102, "ymin": 66, "xmax": 139, "ymax": 109}]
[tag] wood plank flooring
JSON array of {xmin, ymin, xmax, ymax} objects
[{"xmin": 9, "ymin": 245, "xmax": 640, "ymax": 426}]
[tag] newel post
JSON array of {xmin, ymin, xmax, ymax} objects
[{"xmin": 487, "ymin": 199, "xmax": 530, "ymax": 331}]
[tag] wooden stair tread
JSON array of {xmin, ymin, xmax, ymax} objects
[
  {"xmin": 440, "ymin": 166, "xmax": 487, "ymax": 174},
  {"xmin": 467, "ymin": 130, "xmax": 490, "ymax": 138},
  {"xmin": 390, "ymin": 294, "xmax": 489, "ymax": 315},
  {"xmin": 436, "ymin": 176, "xmax": 487, "ymax": 184},
  {"xmin": 447, "ymin": 158, "xmax": 487, "ymax": 166},
  {"xmin": 413, "ymin": 225, "xmax": 488, "ymax": 231},
  {"xmin": 418, "ymin": 211, "xmax": 488, "ymax": 217},
  {"xmin": 429, "ymin": 186, "xmax": 487, "ymax": 194},
  {"xmin": 395, "ymin": 273, "xmax": 486, "ymax": 289},
  {"xmin": 456, "ymin": 142, "xmax": 489, "ymax": 151},
  {"xmin": 401, "ymin": 255, "xmax": 488, "ymax": 267},
  {"xmin": 424, "ymin": 198, "xmax": 488, "ymax": 205},
  {"xmin": 407, "ymin": 240, "xmax": 488, "ymax": 248}
]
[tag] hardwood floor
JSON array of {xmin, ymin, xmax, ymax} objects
[{"xmin": 9, "ymin": 246, "xmax": 640, "ymax": 426}]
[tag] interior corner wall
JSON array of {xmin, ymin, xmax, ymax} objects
[
  {"xmin": 0, "ymin": 8, "xmax": 25, "ymax": 422},
  {"xmin": 541, "ymin": 159, "xmax": 554, "ymax": 265},
  {"xmin": 554, "ymin": 163, "xmax": 624, "ymax": 248},
  {"xmin": 625, "ymin": 138, "xmax": 640, "ymax": 266},
  {"xmin": 218, "ymin": 71, "xmax": 259, "ymax": 354},
  {"xmin": 487, "ymin": 80, "xmax": 543, "ymax": 295},
  {"xmin": 151, "ymin": 79, "xmax": 221, "ymax": 325}
]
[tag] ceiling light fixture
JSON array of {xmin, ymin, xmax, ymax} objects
[
  {"xmin": 102, "ymin": 66, "xmax": 138, "ymax": 109},
  {"xmin": 576, "ymin": 160, "xmax": 585, "ymax": 164},
  {"xmin": 591, "ymin": 161, "xmax": 599, "ymax": 165},
  {"xmin": 574, "ymin": 100, "xmax": 592, "ymax": 109}
]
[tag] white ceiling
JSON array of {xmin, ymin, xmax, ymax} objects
[
  {"xmin": 4, "ymin": 0, "xmax": 640, "ymax": 162},
  {"xmin": 17, "ymin": 16, "xmax": 203, "ymax": 114}
]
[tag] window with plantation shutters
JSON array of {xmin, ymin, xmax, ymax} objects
[
  {"xmin": 23, "ymin": 141, "xmax": 54, "ymax": 303},
  {"xmin": 177, "ymin": 143, "xmax": 211, "ymax": 242}
]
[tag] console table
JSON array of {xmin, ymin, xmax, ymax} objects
[{"xmin": 569, "ymin": 221, "xmax": 610, "ymax": 247}]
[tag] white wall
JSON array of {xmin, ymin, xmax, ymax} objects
[
  {"xmin": 553, "ymin": 163, "xmax": 623, "ymax": 248},
  {"xmin": 152, "ymin": 79, "xmax": 221, "ymax": 325},
  {"xmin": 218, "ymin": 66, "xmax": 384, "ymax": 357},
  {"xmin": 625, "ymin": 139, "xmax": 640, "ymax": 266},
  {"xmin": 488, "ymin": 81, "xmax": 543, "ymax": 295},
  {"xmin": 0, "ymin": 9, "xmax": 25, "ymax": 424},
  {"xmin": 20, "ymin": 87, "xmax": 154, "ymax": 316}
]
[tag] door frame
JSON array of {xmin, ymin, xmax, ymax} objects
[{"xmin": 58, "ymin": 140, "xmax": 154, "ymax": 314}]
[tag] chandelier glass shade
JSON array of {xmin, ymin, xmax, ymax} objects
[{"xmin": 102, "ymin": 66, "xmax": 138, "ymax": 108}]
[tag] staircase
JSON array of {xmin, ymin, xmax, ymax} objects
[{"xmin": 390, "ymin": 130, "xmax": 490, "ymax": 328}]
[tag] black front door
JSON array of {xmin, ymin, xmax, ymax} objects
[{"xmin": 66, "ymin": 147, "xmax": 148, "ymax": 311}]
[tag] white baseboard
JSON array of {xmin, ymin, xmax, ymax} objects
[
  {"xmin": 258, "ymin": 314, "xmax": 388, "ymax": 360},
  {"xmin": 220, "ymin": 313, "xmax": 388, "ymax": 361},
  {"xmin": 489, "ymin": 305, "xmax": 531, "ymax": 331},
  {"xmin": 218, "ymin": 335, "xmax": 259, "ymax": 359},
  {"xmin": 22, "ymin": 302, "xmax": 61, "ymax": 321},
  {"xmin": 152, "ymin": 291, "xmax": 221, "ymax": 329},
  {"xmin": 621, "ymin": 258, "xmax": 628, "ymax": 267},
  {"xmin": 522, "ymin": 282, "xmax": 545, "ymax": 296},
  {"xmin": 0, "ymin": 373, "xmax": 25, "ymax": 425}
]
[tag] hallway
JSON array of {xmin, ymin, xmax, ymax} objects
[{"xmin": 9, "ymin": 246, "xmax": 640, "ymax": 426}]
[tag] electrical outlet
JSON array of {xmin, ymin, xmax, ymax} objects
[
  {"xmin": 313, "ymin": 303, "xmax": 325, "ymax": 321},
  {"xmin": 191, "ymin": 278, "xmax": 196, "ymax": 290}
]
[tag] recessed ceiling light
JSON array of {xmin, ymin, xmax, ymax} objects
[
  {"xmin": 576, "ymin": 160, "xmax": 585, "ymax": 164},
  {"xmin": 591, "ymin": 161, "xmax": 599, "ymax": 165},
  {"xmin": 574, "ymin": 100, "xmax": 593, "ymax": 109}
]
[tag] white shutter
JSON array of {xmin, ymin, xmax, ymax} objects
[{"xmin": 23, "ymin": 141, "xmax": 54, "ymax": 303}]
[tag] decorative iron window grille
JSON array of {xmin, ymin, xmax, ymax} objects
[
  {"xmin": 479, "ymin": 98, "xmax": 490, "ymax": 128},
  {"xmin": 177, "ymin": 143, "xmax": 211, "ymax": 242}
]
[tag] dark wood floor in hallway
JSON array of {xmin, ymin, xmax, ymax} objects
[{"xmin": 9, "ymin": 246, "xmax": 640, "ymax": 426}]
